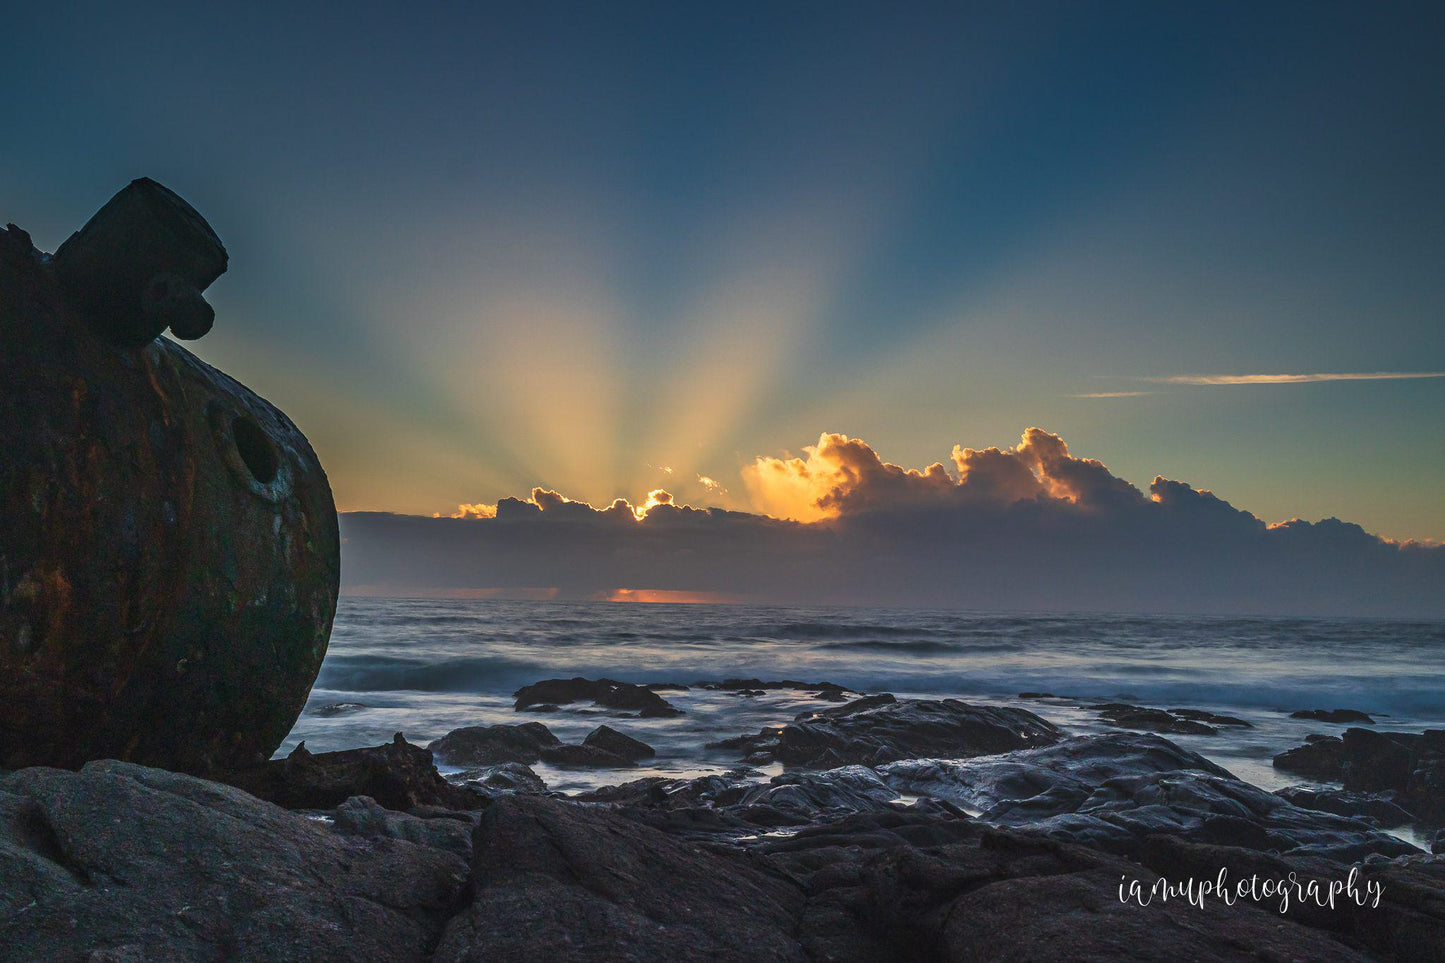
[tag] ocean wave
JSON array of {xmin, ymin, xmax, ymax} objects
[{"xmin": 315, "ymin": 654, "xmax": 539, "ymax": 693}]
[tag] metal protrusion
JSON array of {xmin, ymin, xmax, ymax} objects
[
  {"xmin": 51, "ymin": 178, "xmax": 228, "ymax": 348},
  {"xmin": 144, "ymin": 273, "xmax": 215, "ymax": 340}
]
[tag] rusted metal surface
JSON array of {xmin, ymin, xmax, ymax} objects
[{"xmin": 0, "ymin": 183, "xmax": 339, "ymax": 773}]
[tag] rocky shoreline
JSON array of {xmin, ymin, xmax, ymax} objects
[{"xmin": 3, "ymin": 681, "xmax": 1443, "ymax": 961}]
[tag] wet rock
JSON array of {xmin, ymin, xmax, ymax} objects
[
  {"xmin": 449, "ymin": 762, "xmax": 547, "ymax": 796},
  {"xmin": 1275, "ymin": 786, "xmax": 1415, "ymax": 827},
  {"xmin": 1018, "ymin": 691, "xmax": 1055, "ymax": 699},
  {"xmin": 1275, "ymin": 728, "xmax": 1445, "ymax": 825},
  {"xmin": 880, "ymin": 732, "xmax": 1418, "ymax": 861},
  {"xmin": 433, "ymin": 794, "xmax": 806, "ymax": 961},
  {"xmin": 1292, "ymin": 708, "xmax": 1376, "ymax": 724},
  {"xmin": 0, "ymin": 192, "xmax": 340, "ymax": 774},
  {"xmin": 513, "ymin": 677, "xmax": 684, "ymax": 717},
  {"xmin": 1092, "ymin": 702, "xmax": 1218, "ymax": 736},
  {"xmin": 583, "ymin": 724, "xmax": 656, "ymax": 761},
  {"xmin": 753, "ymin": 824, "xmax": 1372, "ymax": 962},
  {"xmin": 313, "ymin": 702, "xmax": 368, "ymax": 717},
  {"xmin": 220, "ymin": 734, "xmax": 483, "ymax": 812},
  {"xmin": 333, "ymin": 794, "xmax": 477, "ymax": 860},
  {"xmin": 1138, "ymin": 835, "xmax": 1445, "ymax": 962},
  {"xmin": 539, "ymin": 744, "xmax": 637, "ymax": 768},
  {"xmin": 0, "ymin": 761, "xmax": 468, "ymax": 962},
  {"xmin": 1274, "ymin": 735, "xmax": 1345, "ymax": 780},
  {"xmin": 1169, "ymin": 707, "xmax": 1252, "ymax": 727},
  {"xmin": 427, "ymin": 722, "xmax": 561, "ymax": 766},
  {"xmin": 703, "ymin": 679, "xmax": 853, "ymax": 699},
  {"xmin": 719, "ymin": 698, "xmax": 1061, "ymax": 768}
]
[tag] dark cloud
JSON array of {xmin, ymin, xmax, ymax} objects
[{"xmin": 342, "ymin": 429, "xmax": 1444, "ymax": 616}]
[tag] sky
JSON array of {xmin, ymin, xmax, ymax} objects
[{"xmin": 5, "ymin": 2, "xmax": 1444, "ymax": 554}]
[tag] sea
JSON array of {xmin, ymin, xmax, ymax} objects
[{"xmin": 283, "ymin": 597, "xmax": 1445, "ymax": 835}]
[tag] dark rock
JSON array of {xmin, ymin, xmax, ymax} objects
[
  {"xmin": 539, "ymin": 744, "xmax": 637, "ymax": 768},
  {"xmin": 1139, "ymin": 835, "xmax": 1445, "ymax": 962},
  {"xmin": 1169, "ymin": 707, "xmax": 1253, "ymax": 727},
  {"xmin": 450, "ymin": 762, "xmax": 547, "ymax": 795},
  {"xmin": 644, "ymin": 682, "xmax": 690, "ymax": 691},
  {"xmin": 333, "ymin": 794, "xmax": 477, "ymax": 860},
  {"xmin": 220, "ymin": 734, "xmax": 484, "ymax": 812},
  {"xmin": 753, "ymin": 823, "xmax": 1372, "ymax": 962},
  {"xmin": 720, "ymin": 698, "xmax": 1061, "ymax": 768},
  {"xmin": 513, "ymin": 677, "xmax": 684, "ymax": 717},
  {"xmin": 1093, "ymin": 703, "xmax": 1218, "ymax": 735},
  {"xmin": 1275, "ymin": 786, "xmax": 1415, "ymax": 827},
  {"xmin": 703, "ymin": 679, "xmax": 853, "ymax": 699},
  {"xmin": 1292, "ymin": 708, "xmax": 1377, "ymax": 724},
  {"xmin": 583, "ymin": 724, "xmax": 656, "ymax": 760},
  {"xmin": 881, "ymin": 732, "xmax": 1418, "ymax": 861},
  {"xmin": 427, "ymin": 722, "xmax": 561, "ymax": 766},
  {"xmin": 1274, "ymin": 728, "xmax": 1445, "ymax": 825},
  {"xmin": 1274, "ymin": 735, "xmax": 1345, "ymax": 780},
  {"xmin": 0, "ymin": 761, "xmax": 468, "ymax": 962},
  {"xmin": 1018, "ymin": 691, "xmax": 1055, "ymax": 699},
  {"xmin": 735, "ymin": 689, "xmax": 765, "ymax": 697},
  {"xmin": 433, "ymin": 794, "xmax": 806, "ymax": 961},
  {"xmin": 0, "ymin": 196, "xmax": 340, "ymax": 774},
  {"xmin": 313, "ymin": 702, "xmax": 367, "ymax": 717}
]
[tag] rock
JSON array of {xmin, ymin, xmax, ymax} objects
[
  {"xmin": 0, "ymin": 761, "xmax": 468, "ymax": 962},
  {"xmin": 1092, "ymin": 703, "xmax": 1218, "ymax": 736},
  {"xmin": 539, "ymin": 744, "xmax": 637, "ymax": 768},
  {"xmin": 427, "ymin": 722, "xmax": 561, "ymax": 766},
  {"xmin": 719, "ymin": 698, "xmax": 1061, "ymax": 768},
  {"xmin": 880, "ymin": 732, "xmax": 1419, "ymax": 861},
  {"xmin": 0, "ymin": 190, "xmax": 339, "ymax": 775},
  {"xmin": 450, "ymin": 762, "xmax": 547, "ymax": 795},
  {"xmin": 313, "ymin": 702, "xmax": 367, "ymax": 717},
  {"xmin": 1274, "ymin": 728, "xmax": 1445, "ymax": 825},
  {"xmin": 1274, "ymin": 735, "xmax": 1345, "ymax": 780},
  {"xmin": 513, "ymin": 677, "xmax": 684, "ymax": 717},
  {"xmin": 1018, "ymin": 691, "xmax": 1055, "ymax": 699},
  {"xmin": 752, "ymin": 823, "xmax": 1373, "ymax": 962},
  {"xmin": 583, "ymin": 725, "xmax": 656, "ymax": 761},
  {"xmin": 1275, "ymin": 786, "xmax": 1415, "ymax": 827},
  {"xmin": 333, "ymin": 794, "xmax": 477, "ymax": 860},
  {"xmin": 433, "ymin": 794, "xmax": 806, "ymax": 961},
  {"xmin": 703, "ymin": 679, "xmax": 852, "ymax": 699},
  {"xmin": 1169, "ymin": 708, "xmax": 1252, "ymax": 727},
  {"xmin": 1138, "ymin": 835, "xmax": 1445, "ymax": 962},
  {"xmin": 220, "ymin": 734, "xmax": 483, "ymax": 812},
  {"xmin": 1292, "ymin": 708, "xmax": 1376, "ymax": 724}
]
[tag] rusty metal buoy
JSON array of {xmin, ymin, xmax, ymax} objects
[{"xmin": 0, "ymin": 181, "xmax": 340, "ymax": 773}]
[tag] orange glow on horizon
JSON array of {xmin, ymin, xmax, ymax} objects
[{"xmin": 599, "ymin": 588, "xmax": 744, "ymax": 604}]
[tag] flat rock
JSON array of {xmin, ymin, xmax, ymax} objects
[
  {"xmin": 1091, "ymin": 702, "xmax": 1219, "ymax": 736},
  {"xmin": 1292, "ymin": 708, "xmax": 1377, "ymax": 724},
  {"xmin": 333, "ymin": 794, "xmax": 477, "ymax": 860},
  {"xmin": 0, "ymin": 761, "xmax": 468, "ymax": 962},
  {"xmin": 715, "ymin": 698, "xmax": 1062, "ymax": 768},
  {"xmin": 513, "ymin": 678, "xmax": 684, "ymax": 717},
  {"xmin": 427, "ymin": 722, "xmax": 561, "ymax": 766}
]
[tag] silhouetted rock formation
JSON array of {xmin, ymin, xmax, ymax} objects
[
  {"xmin": 0, "ymin": 184, "xmax": 339, "ymax": 773},
  {"xmin": 513, "ymin": 677, "xmax": 684, "ymax": 717}
]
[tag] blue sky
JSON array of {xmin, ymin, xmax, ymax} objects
[{"xmin": 5, "ymin": 1, "xmax": 1443, "ymax": 540}]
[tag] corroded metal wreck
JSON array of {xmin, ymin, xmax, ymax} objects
[{"xmin": 0, "ymin": 179, "xmax": 339, "ymax": 773}]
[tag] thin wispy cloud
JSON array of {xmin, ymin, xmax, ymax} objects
[
  {"xmin": 1143, "ymin": 372, "xmax": 1445, "ymax": 386},
  {"xmin": 1069, "ymin": 391, "xmax": 1153, "ymax": 399}
]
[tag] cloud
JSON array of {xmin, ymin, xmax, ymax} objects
[
  {"xmin": 1068, "ymin": 391, "xmax": 1152, "ymax": 398},
  {"xmin": 1143, "ymin": 371, "xmax": 1445, "ymax": 386},
  {"xmin": 343, "ymin": 428, "xmax": 1444, "ymax": 616}
]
